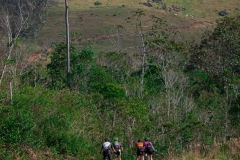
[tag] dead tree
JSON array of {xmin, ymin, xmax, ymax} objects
[{"xmin": 0, "ymin": 0, "xmax": 48, "ymax": 101}]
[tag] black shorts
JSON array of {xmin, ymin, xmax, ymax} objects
[
  {"xmin": 103, "ymin": 150, "xmax": 111, "ymax": 159},
  {"xmin": 137, "ymin": 150, "xmax": 144, "ymax": 156},
  {"xmin": 145, "ymin": 149, "xmax": 153, "ymax": 155}
]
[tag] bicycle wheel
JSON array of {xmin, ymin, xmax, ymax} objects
[{"xmin": 143, "ymin": 155, "xmax": 149, "ymax": 160}]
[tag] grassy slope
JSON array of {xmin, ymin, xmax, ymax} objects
[
  {"xmin": 163, "ymin": 0, "xmax": 239, "ymax": 18},
  {"xmin": 37, "ymin": 0, "xmax": 240, "ymax": 52}
]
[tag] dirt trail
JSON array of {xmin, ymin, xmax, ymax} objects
[
  {"xmin": 28, "ymin": 21, "xmax": 213, "ymax": 62},
  {"xmin": 168, "ymin": 21, "xmax": 213, "ymax": 31}
]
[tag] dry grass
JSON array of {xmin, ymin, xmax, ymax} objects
[
  {"xmin": 168, "ymin": 137, "xmax": 240, "ymax": 160},
  {"xmin": 8, "ymin": 137, "xmax": 240, "ymax": 159}
]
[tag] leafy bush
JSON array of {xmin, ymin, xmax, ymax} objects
[
  {"xmin": 0, "ymin": 111, "xmax": 35, "ymax": 145},
  {"xmin": 220, "ymin": 144, "xmax": 230, "ymax": 154},
  {"xmin": 47, "ymin": 42, "xmax": 95, "ymax": 91},
  {"xmin": 94, "ymin": 1, "xmax": 102, "ymax": 6},
  {"xmin": 39, "ymin": 114, "xmax": 82, "ymax": 156}
]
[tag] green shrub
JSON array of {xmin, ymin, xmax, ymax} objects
[
  {"xmin": 220, "ymin": 143, "xmax": 230, "ymax": 154},
  {"xmin": 39, "ymin": 114, "xmax": 82, "ymax": 156},
  {"xmin": 0, "ymin": 111, "xmax": 35, "ymax": 145},
  {"xmin": 201, "ymin": 136, "xmax": 213, "ymax": 146},
  {"xmin": 94, "ymin": 1, "xmax": 102, "ymax": 6},
  {"xmin": 0, "ymin": 149, "xmax": 12, "ymax": 160}
]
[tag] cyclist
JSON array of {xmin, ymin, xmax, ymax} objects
[
  {"xmin": 133, "ymin": 139, "xmax": 144, "ymax": 160},
  {"xmin": 143, "ymin": 137, "xmax": 156, "ymax": 160},
  {"xmin": 100, "ymin": 138, "xmax": 113, "ymax": 160},
  {"xmin": 112, "ymin": 137, "xmax": 123, "ymax": 160}
]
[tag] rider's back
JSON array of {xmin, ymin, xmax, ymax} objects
[
  {"xmin": 144, "ymin": 141, "xmax": 153, "ymax": 151},
  {"xmin": 103, "ymin": 142, "xmax": 111, "ymax": 150},
  {"xmin": 136, "ymin": 141, "xmax": 144, "ymax": 152},
  {"xmin": 113, "ymin": 141, "xmax": 121, "ymax": 149}
]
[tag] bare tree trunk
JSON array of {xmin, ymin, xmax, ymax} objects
[
  {"xmin": 140, "ymin": 33, "xmax": 147, "ymax": 85},
  {"xmin": 65, "ymin": 0, "xmax": 70, "ymax": 89},
  {"xmin": 9, "ymin": 78, "xmax": 13, "ymax": 103},
  {"xmin": 0, "ymin": 65, "xmax": 7, "ymax": 85},
  {"xmin": 65, "ymin": 0, "xmax": 70, "ymax": 74},
  {"xmin": 0, "ymin": 13, "xmax": 13, "ymax": 85}
]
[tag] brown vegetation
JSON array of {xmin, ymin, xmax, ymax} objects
[
  {"xmin": 169, "ymin": 137, "xmax": 240, "ymax": 160},
  {"xmin": 28, "ymin": 48, "xmax": 52, "ymax": 62}
]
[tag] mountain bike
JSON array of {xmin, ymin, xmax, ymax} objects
[
  {"xmin": 113, "ymin": 150, "xmax": 122, "ymax": 160},
  {"xmin": 143, "ymin": 149, "xmax": 157, "ymax": 160},
  {"xmin": 102, "ymin": 150, "xmax": 112, "ymax": 160},
  {"xmin": 135, "ymin": 151, "xmax": 144, "ymax": 160}
]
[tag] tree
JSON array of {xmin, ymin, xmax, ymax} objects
[
  {"xmin": 188, "ymin": 15, "xmax": 240, "ymax": 141},
  {"xmin": 189, "ymin": 15, "xmax": 240, "ymax": 95},
  {"xmin": 65, "ymin": 0, "xmax": 70, "ymax": 76},
  {"xmin": 0, "ymin": 0, "xmax": 48, "ymax": 101},
  {"xmin": 130, "ymin": 9, "xmax": 148, "ymax": 86},
  {"xmin": 47, "ymin": 42, "xmax": 94, "ymax": 90}
]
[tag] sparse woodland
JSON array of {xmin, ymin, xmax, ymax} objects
[{"xmin": 0, "ymin": 0, "xmax": 240, "ymax": 159}]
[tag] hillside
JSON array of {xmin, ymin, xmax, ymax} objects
[
  {"xmin": 37, "ymin": 0, "xmax": 240, "ymax": 51},
  {"xmin": 1, "ymin": 0, "xmax": 240, "ymax": 159}
]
